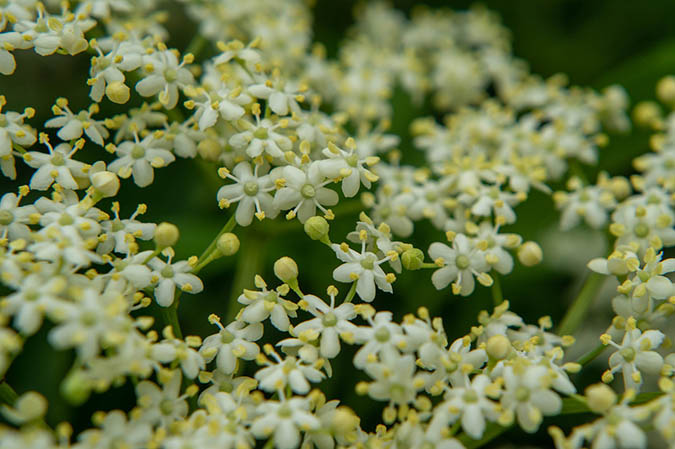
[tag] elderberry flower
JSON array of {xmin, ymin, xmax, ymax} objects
[
  {"xmin": 200, "ymin": 315, "xmax": 263, "ymax": 374},
  {"xmin": 363, "ymin": 351, "xmax": 424, "ymax": 405},
  {"xmin": 135, "ymin": 48, "xmax": 194, "ymax": 109},
  {"xmin": 24, "ymin": 136, "xmax": 89, "ymax": 191},
  {"xmin": 353, "ymin": 310, "xmax": 406, "ymax": 368},
  {"xmin": 428, "ymin": 233, "xmax": 491, "ymax": 295},
  {"xmin": 293, "ymin": 289, "xmax": 358, "ymax": 358},
  {"xmin": 108, "ymin": 131, "xmax": 176, "ymax": 187},
  {"xmin": 2, "ymin": 273, "xmax": 67, "ymax": 335},
  {"xmin": 255, "ymin": 346, "xmax": 325, "ymax": 395},
  {"xmin": 331, "ymin": 241, "xmax": 394, "ymax": 302},
  {"xmin": 134, "ymin": 370, "xmax": 190, "ymax": 428},
  {"xmin": 45, "ymin": 99, "xmax": 109, "ymax": 146},
  {"xmin": 274, "ymin": 163, "xmax": 338, "ymax": 223},
  {"xmin": 237, "ymin": 276, "xmax": 298, "ymax": 331},
  {"xmin": 250, "ymin": 396, "xmax": 320, "ymax": 449},
  {"xmin": 148, "ymin": 252, "xmax": 204, "ymax": 307},
  {"xmin": 0, "ymin": 192, "xmax": 38, "ymax": 241},
  {"xmin": 217, "ymin": 162, "xmax": 279, "ymax": 226},
  {"xmin": 318, "ymin": 140, "xmax": 379, "ymax": 198},
  {"xmin": 229, "ymin": 113, "xmax": 292, "ymax": 159},
  {"xmin": 98, "ymin": 203, "xmax": 156, "ymax": 255}
]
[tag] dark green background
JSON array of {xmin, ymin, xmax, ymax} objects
[{"xmin": 2, "ymin": 1, "xmax": 675, "ymax": 446}]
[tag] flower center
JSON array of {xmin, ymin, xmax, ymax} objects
[
  {"xmin": 111, "ymin": 220, "xmax": 124, "ymax": 232},
  {"xmin": 160, "ymin": 399, "xmax": 174, "ymax": 415},
  {"xmin": 0, "ymin": 116, "xmax": 7, "ymax": 126},
  {"xmin": 164, "ymin": 68, "xmax": 178, "ymax": 82},
  {"xmin": 277, "ymin": 404, "xmax": 292, "ymax": 418},
  {"xmin": 300, "ymin": 183, "xmax": 316, "ymax": 199},
  {"xmin": 360, "ymin": 255, "xmax": 375, "ymax": 270},
  {"xmin": 322, "ymin": 312, "xmax": 338, "ymax": 327},
  {"xmin": 131, "ymin": 145, "xmax": 146, "ymax": 159},
  {"xmin": 161, "ymin": 266, "xmax": 175, "ymax": 278},
  {"xmin": 81, "ymin": 311, "xmax": 98, "ymax": 326},
  {"xmin": 244, "ymin": 181, "xmax": 259, "ymax": 196},
  {"xmin": 253, "ymin": 127, "xmax": 269, "ymax": 139},
  {"xmin": 51, "ymin": 152, "xmax": 65, "ymax": 166},
  {"xmin": 455, "ymin": 254, "xmax": 470, "ymax": 269},
  {"xmin": 515, "ymin": 386, "xmax": 530, "ymax": 402},
  {"xmin": 375, "ymin": 326, "xmax": 390, "ymax": 342},
  {"xmin": 620, "ymin": 347, "xmax": 636, "ymax": 362},
  {"xmin": 0, "ymin": 209, "xmax": 14, "ymax": 225},
  {"xmin": 220, "ymin": 330, "xmax": 235, "ymax": 344},
  {"xmin": 634, "ymin": 223, "xmax": 649, "ymax": 238},
  {"xmin": 462, "ymin": 389, "xmax": 479, "ymax": 403},
  {"xmin": 346, "ymin": 154, "xmax": 359, "ymax": 167},
  {"xmin": 425, "ymin": 191, "xmax": 437, "ymax": 202},
  {"xmin": 58, "ymin": 213, "xmax": 74, "ymax": 226}
]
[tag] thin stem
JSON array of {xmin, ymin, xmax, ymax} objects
[
  {"xmin": 418, "ymin": 262, "xmax": 440, "ymax": 269},
  {"xmin": 185, "ymin": 35, "xmax": 208, "ymax": 59},
  {"xmin": 161, "ymin": 302, "xmax": 183, "ymax": 340},
  {"xmin": 576, "ymin": 343, "xmax": 607, "ymax": 366},
  {"xmin": 491, "ymin": 271, "xmax": 503, "ymax": 306},
  {"xmin": 458, "ymin": 423, "xmax": 508, "ymax": 449},
  {"xmin": 344, "ymin": 282, "xmax": 358, "ymax": 303},
  {"xmin": 557, "ymin": 272, "xmax": 605, "ymax": 336},
  {"xmin": 226, "ymin": 229, "xmax": 266, "ymax": 323},
  {"xmin": 0, "ymin": 381, "xmax": 18, "ymax": 406}
]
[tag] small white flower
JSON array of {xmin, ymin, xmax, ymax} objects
[
  {"xmin": 274, "ymin": 163, "xmax": 339, "ymax": 223},
  {"xmin": 108, "ymin": 132, "xmax": 175, "ymax": 188},
  {"xmin": 149, "ymin": 253, "xmax": 204, "ymax": 307},
  {"xmin": 229, "ymin": 115, "xmax": 292, "ymax": 159},
  {"xmin": 136, "ymin": 49, "xmax": 194, "ymax": 109},
  {"xmin": 45, "ymin": 100, "xmax": 109, "ymax": 146},
  {"xmin": 200, "ymin": 317, "xmax": 263, "ymax": 374},
  {"xmin": 237, "ymin": 276, "xmax": 298, "ymax": 331},
  {"xmin": 134, "ymin": 370, "xmax": 189, "ymax": 427},
  {"xmin": 364, "ymin": 352, "xmax": 424, "ymax": 405},
  {"xmin": 256, "ymin": 349, "xmax": 325, "ymax": 395},
  {"xmin": 331, "ymin": 240, "xmax": 394, "ymax": 302},
  {"xmin": 318, "ymin": 140, "xmax": 379, "ymax": 198},
  {"xmin": 217, "ymin": 162, "xmax": 279, "ymax": 226},
  {"xmin": 24, "ymin": 136, "xmax": 89, "ymax": 191},
  {"xmin": 428, "ymin": 233, "xmax": 491, "ymax": 295},
  {"xmin": 251, "ymin": 397, "xmax": 320, "ymax": 449},
  {"xmin": 0, "ymin": 192, "xmax": 38, "ymax": 241}
]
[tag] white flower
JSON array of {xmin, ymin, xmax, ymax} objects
[
  {"xmin": 229, "ymin": 115, "xmax": 292, "ymax": 159},
  {"xmin": 605, "ymin": 319, "xmax": 664, "ymax": 392},
  {"xmin": 256, "ymin": 350, "xmax": 325, "ymax": 395},
  {"xmin": 136, "ymin": 49, "xmax": 194, "ymax": 109},
  {"xmin": 428, "ymin": 233, "xmax": 491, "ymax": 295},
  {"xmin": 251, "ymin": 397, "xmax": 320, "ymax": 449},
  {"xmin": 318, "ymin": 140, "xmax": 379, "ymax": 198},
  {"xmin": 353, "ymin": 311, "xmax": 405, "ymax": 368},
  {"xmin": 108, "ymin": 132, "xmax": 175, "ymax": 187},
  {"xmin": 200, "ymin": 318, "xmax": 263, "ymax": 374},
  {"xmin": 98, "ymin": 203, "xmax": 156, "ymax": 255},
  {"xmin": 0, "ymin": 192, "xmax": 38, "ymax": 241},
  {"xmin": 0, "ymin": 101, "xmax": 37, "ymax": 179},
  {"xmin": 134, "ymin": 370, "xmax": 189, "ymax": 427},
  {"xmin": 2, "ymin": 273, "xmax": 67, "ymax": 335},
  {"xmin": 293, "ymin": 290, "xmax": 358, "ymax": 358},
  {"xmin": 148, "ymin": 254, "xmax": 204, "ymax": 307},
  {"xmin": 364, "ymin": 352, "xmax": 424, "ymax": 405},
  {"xmin": 330, "ymin": 240, "xmax": 394, "ymax": 302},
  {"xmin": 274, "ymin": 163, "xmax": 339, "ymax": 223},
  {"xmin": 237, "ymin": 276, "xmax": 298, "ymax": 331},
  {"xmin": 460, "ymin": 184, "xmax": 523, "ymax": 224},
  {"xmin": 429, "ymin": 374, "xmax": 499, "ymax": 439},
  {"xmin": 77, "ymin": 410, "xmax": 152, "ymax": 449},
  {"xmin": 500, "ymin": 362, "xmax": 562, "ymax": 433},
  {"xmin": 45, "ymin": 100, "xmax": 109, "ymax": 146},
  {"xmin": 88, "ymin": 39, "xmax": 143, "ymax": 103},
  {"xmin": 217, "ymin": 162, "xmax": 279, "ymax": 226},
  {"xmin": 554, "ymin": 182, "xmax": 616, "ymax": 230},
  {"xmin": 24, "ymin": 137, "xmax": 89, "ymax": 191},
  {"xmin": 189, "ymin": 85, "xmax": 249, "ymax": 131},
  {"xmin": 248, "ymin": 76, "xmax": 304, "ymax": 116}
]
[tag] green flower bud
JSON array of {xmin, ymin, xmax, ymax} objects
[
  {"xmin": 401, "ymin": 248, "xmax": 424, "ymax": 270},
  {"xmin": 585, "ymin": 383, "xmax": 617, "ymax": 414},
  {"xmin": 154, "ymin": 222, "xmax": 180, "ymax": 248},
  {"xmin": 217, "ymin": 232, "xmax": 240, "ymax": 256},
  {"xmin": 486, "ymin": 334, "xmax": 511, "ymax": 360},
  {"xmin": 304, "ymin": 216, "xmax": 329, "ymax": 241},
  {"xmin": 274, "ymin": 256, "xmax": 298, "ymax": 282},
  {"xmin": 61, "ymin": 370, "xmax": 92, "ymax": 406},
  {"xmin": 518, "ymin": 241, "xmax": 543, "ymax": 267}
]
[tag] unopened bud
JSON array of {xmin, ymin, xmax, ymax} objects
[
  {"xmin": 154, "ymin": 222, "xmax": 179, "ymax": 248},
  {"xmin": 197, "ymin": 139, "xmax": 222, "ymax": 161},
  {"xmin": 518, "ymin": 241, "xmax": 543, "ymax": 267},
  {"xmin": 216, "ymin": 232, "xmax": 239, "ymax": 256},
  {"xmin": 304, "ymin": 216, "xmax": 329, "ymax": 241},
  {"xmin": 91, "ymin": 171, "xmax": 120, "ymax": 197},
  {"xmin": 657, "ymin": 76, "xmax": 675, "ymax": 107},
  {"xmin": 632, "ymin": 101, "xmax": 661, "ymax": 128},
  {"xmin": 585, "ymin": 383, "xmax": 617, "ymax": 413},
  {"xmin": 61, "ymin": 370, "xmax": 92, "ymax": 406},
  {"xmin": 274, "ymin": 256, "xmax": 298, "ymax": 282},
  {"xmin": 332, "ymin": 406, "xmax": 360, "ymax": 435},
  {"xmin": 486, "ymin": 334, "xmax": 511, "ymax": 360},
  {"xmin": 105, "ymin": 81, "xmax": 130, "ymax": 104},
  {"xmin": 401, "ymin": 248, "xmax": 424, "ymax": 270},
  {"xmin": 1, "ymin": 392, "xmax": 48, "ymax": 424}
]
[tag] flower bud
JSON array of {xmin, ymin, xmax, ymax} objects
[
  {"xmin": 518, "ymin": 241, "xmax": 543, "ymax": 266},
  {"xmin": 197, "ymin": 139, "xmax": 222, "ymax": 161},
  {"xmin": 154, "ymin": 222, "xmax": 180, "ymax": 248},
  {"xmin": 304, "ymin": 216, "xmax": 329, "ymax": 241},
  {"xmin": 1, "ymin": 392, "xmax": 48, "ymax": 424},
  {"xmin": 274, "ymin": 256, "xmax": 298, "ymax": 282},
  {"xmin": 486, "ymin": 334, "xmax": 511, "ymax": 360},
  {"xmin": 216, "ymin": 232, "xmax": 239, "ymax": 256},
  {"xmin": 61, "ymin": 371, "xmax": 92, "ymax": 406},
  {"xmin": 332, "ymin": 406, "xmax": 360, "ymax": 436},
  {"xmin": 657, "ymin": 75, "xmax": 675, "ymax": 107},
  {"xmin": 401, "ymin": 248, "xmax": 424, "ymax": 270},
  {"xmin": 632, "ymin": 101, "xmax": 661, "ymax": 128},
  {"xmin": 91, "ymin": 171, "xmax": 120, "ymax": 197},
  {"xmin": 105, "ymin": 81, "xmax": 130, "ymax": 104},
  {"xmin": 585, "ymin": 383, "xmax": 617, "ymax": 414}
]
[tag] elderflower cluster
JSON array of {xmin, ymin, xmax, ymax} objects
[{"xmin": 0, "ymin": 1, "xmax": 673, "ymax": 449}]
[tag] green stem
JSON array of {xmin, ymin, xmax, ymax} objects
[
  {"xmin": 0, "ymin": 381, "xmax": 18, "ymax": 406},
  {"xmin": 226, "ymin": 230, "xmax": 266, "ymax": 323},
  {"xmin": 185, "ymin": 35, "xmax": 208, "ymax": 59},
  {"xmin": 343, "ymin": 282, "xmax": 358, "ymax": 303},
  {"xmin": 557, "ymin": 272, "xmax": 605, "ymax": 336},
  {"xmin": 192, "ymin": 214, "xmax": 237, "ymax": 273},
  {"xmin": 491, "ymin": 271, "xmax": 503, "ymax": 306},
  {"xmin": 419, "ymin": 262, "xmax": 440, "ymax": 269},
  {"xmin": 458, "ymin": 423, "xmax": 508, "ymax": 448},
  {"xmin": 576, "ymin": 343, "xmax": 607, "ymax": 366},
  {"xmin": 161, "ymin": 302, "xmax": 183, "ymax": 340}
]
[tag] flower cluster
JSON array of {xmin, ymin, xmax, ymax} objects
[{"xmin": 0, "ymin": 1, "xmax": 673, "ymax": 449}]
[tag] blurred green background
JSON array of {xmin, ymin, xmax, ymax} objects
[{"xmin": 3, "ymin": 0, "xmax": 675, "ymax": 446}]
